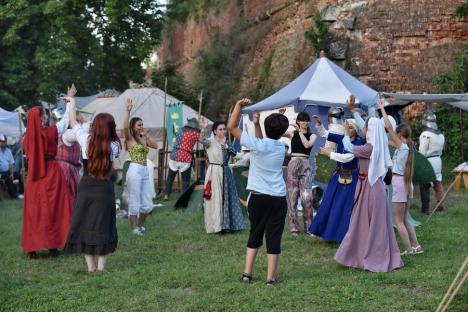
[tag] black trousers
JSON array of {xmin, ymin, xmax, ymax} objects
[
  {"xmin": 164, "ymin": 166, "xmax": 191, "ymax": 196},
  {"xmin": 0, "ymin": 171, "xmax": 18, "ymax": 198},
  {"xmin": 247, "ymin": 193, "xmax": 287, "ymax": 255}
]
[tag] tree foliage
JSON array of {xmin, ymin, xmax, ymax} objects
[
  {"xmin": 151, "ymin": 62, "xmax": 200, "ymax": 110},
  {"xmin": 435, "ymin": 47, "xmax": 468, "ymax": 162},
  {"xmin": 304, "ymin": 15, "xmax": 332, "ymax": 56},
  {"xmin": 0, "ymin": 0, "xmax": 164, "ymax": 110}
]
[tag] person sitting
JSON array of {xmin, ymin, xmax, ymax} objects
[{"xmin": 0, "ymin": 134, "xmax": 23, "ymax": 199}]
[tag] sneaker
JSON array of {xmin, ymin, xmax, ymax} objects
[
  {"xmin": 17, "ymin": 194, "xmax": 24, "ymax": 199},
  {"xmin": 138, "ymin": 226, "xmax": 146, "ymax": 233},
  {"xmin": 132, "ymin": 228, "xmax": 143, "ymax": 236}
]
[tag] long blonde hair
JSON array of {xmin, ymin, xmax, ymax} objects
[{"xmin": 396, "ymin": 124, "xmax": 414, "ymax": 194}]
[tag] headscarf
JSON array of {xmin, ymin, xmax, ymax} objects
[
  {"xmin": 367, "ymin": 118, "xmax": 392, "ymax": 186},
  {"xmin": 23, "ymin": 108, "xmax": 47, "ymax": 181},
  {"xmin": 347, "ymin": 119, "xmax": 364, "ymax": 139}
]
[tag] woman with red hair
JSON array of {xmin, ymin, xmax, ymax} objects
[
  {"xmin": 22, "ymin": 103, "xmax": 73, "ymax": 258},
  {"xmin": 64, "ymin": 97, "xmax": 121, "ymax": 272}
]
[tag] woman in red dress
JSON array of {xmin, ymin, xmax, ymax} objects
[{"xmin": 22, "ymin": 105, "xmax": 73, "ymax": 258}]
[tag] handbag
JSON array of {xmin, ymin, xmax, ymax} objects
[
  {"xmin": 203, "ymin": 180, "xmax": 212, "ymax": 200},
  {"xmin": 338, "ymin": 172, "xmax": 353, "ymax": 185}
]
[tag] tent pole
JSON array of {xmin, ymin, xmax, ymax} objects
[
  {"xmin": 162, "ymin": 78, "xmax": 168, "ymax": 193},
  {"xmin": 196, "ymin": 90, "xmax": 204, "ymax": 181},
  {"xmin": 18, "ymin": 112, "xmax": 25, "ymax": 186}
]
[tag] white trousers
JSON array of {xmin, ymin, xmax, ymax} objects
[{"xmin": 127, "ymin": 163, "xmax": 153, "ymax": 216}]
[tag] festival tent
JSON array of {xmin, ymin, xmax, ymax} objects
[
  {"xmin": 383, "ymin": 93, "xmax": 468, "ymax": 111},
  {"xmin": 0, "ymin": 107, "xmax": 24, "ymax": 139},
  {"xmin": 92, "ymin": 88, "xmax": 211, "ymax": 169},
  {"xmin": 81, "ymin": 97, "xmax": 117, "ymax": 114},
  {"xmin": 241, "ymin": 55, "xmax": 381, "ymax": 163}
]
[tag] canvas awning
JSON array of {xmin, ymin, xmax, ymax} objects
[
  {"xmin": 0, "ymin": 107, "xmax": 24, "ymax": 138},
  {"xmin": 383, "ymin": 93, "xmax": 468, "ymax": 111}
]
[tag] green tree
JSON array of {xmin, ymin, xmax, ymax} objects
[{"xmin": 0, "ymin": 0, "xmax": 164, "ymax": 110}]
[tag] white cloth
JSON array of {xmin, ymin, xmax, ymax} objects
[
  {"xmin": 61, "ymin": 129, "xmax": 77, "ymax": 147},
  {"xmin": 367, "ymin": 118, "xmax": 392, "ymax": 186},
  {"xmin": 419, "ymin": 130, "xmax": 445, "ymax": 181},
  {"xmin": 392, "ymin": 143, "xmax": 409, "ymax": 175},
  {"xmin": 330, "ymin": 152, "xmax": 355, "ymax": 163},
  {"xmin": 240, "ymin": 132, "xmax": 286, "ymax": 197},
  {"xmin": 168, "ymin": 159, "xmax": 191, "ymax": 172},
  {"xmin": 127, "ymin": 162, "xmax": 153, "ymax": 215},
  {"xmin": 146, "ymin": 158, "xmax": 156, "ymax": 198},
  {"xmin": 325, "ymin": 123, "xmax": 344, "ymax": 151},
  {"xmin": 72, "ymin": 124, "xmax": 119, "ymax": 160}
]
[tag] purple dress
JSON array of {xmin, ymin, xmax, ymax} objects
[{"xmin": 334, "ymin": 144, "xmax": 403, "ymax": 272}]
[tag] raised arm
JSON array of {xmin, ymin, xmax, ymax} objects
[
  {"xmin": 252, "ymin": 111, "xmax": 263, "ymax": 139},
  {"xmin": 379, "ymin": 99, "xmax": 402, "ymax": 148},
  {"xmin": 123, "ymin": 99, "xmax": 133, "ymax": 142},
  {"xmin": 199, "ymin": 118, "xmax": 211, "ymax": 148},
  {"xmin": 313, "ymin": 115, "xmax": 328, "ymax": 138},
  {"xmin": 57, "ymin": 84, "xmax": 77, "ymax": 135},
  {"xmin": 228, "ymin": 98, "xmax": 251, "ymax": 140}
]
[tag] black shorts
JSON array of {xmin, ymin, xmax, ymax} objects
[{"xmin": 246, "ymin": 193, "xmax": 287, "ymax": 255}]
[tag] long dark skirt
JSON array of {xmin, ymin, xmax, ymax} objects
[{"xmin": 65, "ymin": 175, "xmax": 117, "ymax": 255}]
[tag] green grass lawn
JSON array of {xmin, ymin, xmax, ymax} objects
[{"xmin": 0, "ymin": 187, "xmax": 467, "ymax": 312}]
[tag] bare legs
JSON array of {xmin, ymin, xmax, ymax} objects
[
  {"xmin": 243, "ymin": 247, "xmax": 280, "ymax": 281},
  {"xmin": 393, "ymin": 202, "xmax": 420, "ymax": 252},
  {"xmin": 84, "ymin": 254, "xmax": 108, "ymax": 272}
]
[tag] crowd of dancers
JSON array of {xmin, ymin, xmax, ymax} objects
[{"xmin": 17, "ymin": 85, "xmax": 446, "ymax": 281}]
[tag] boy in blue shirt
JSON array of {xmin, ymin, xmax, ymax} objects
[{"xmin": 228, "ymin": 98, "xmax": 289, "ymax": 286}]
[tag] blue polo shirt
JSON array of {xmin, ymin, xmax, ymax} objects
[
  {"xmin": 240, "ymin": 132, "xmax": 286, "ymax": 197},
  {"xmin": 0, "ymin": 147, "xmax": 14, "ymax": 172}
]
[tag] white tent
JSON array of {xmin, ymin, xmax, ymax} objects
[
  {"xmin": 92, "ymin": 88, "xmax": 211, "ymax": 168},
  {"xmin": 0, "ymin": 107, "xmax": 24, "ymax": 138},
  {"xmin": 81, "ymin": 97, "xmax": 117, "ymax": 114}
]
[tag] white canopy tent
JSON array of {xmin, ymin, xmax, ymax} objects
[
  {"xmin": 92, "ymin": 88, "xmax": 211, "ymax": 168},
  {"xmin": 0, "ymin": 107, "xmax": 25, "ymax": 140}
]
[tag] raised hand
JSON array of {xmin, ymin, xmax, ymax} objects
[
  {"xmin": 252, "ymin": 111, "xmax": 260, "ymax": 125},
  {"xmin": 378, "ymin": 98, "xmax": 385, "ymax": 110},
  {"xmin": 200, "ymin": 117, "xmax": 209, "ymax": 129},
  {"xmin": 126, "ymin": 99, "xmax": 133, "ymax": 112},
  {"xmin": 236, "ymin": 98, "xmax": 251, "ymax": 107},
  {"xmin": 312, "ymin": 115, "xmax": 321, "ymax": 125},
  {"xmin": 347, "ymin": 95, "xmax": 355, "ymax": 112},
  {"xmin": 67, "ymin": 83, "xmax": 77, "ymax": 97},
  {"xmin": 290, "ymin": 123, "xmax": 300, "ymax": 132},
  {"xmin": 319, "ymin": 147, "xmax": 332, "ymax": 156}
]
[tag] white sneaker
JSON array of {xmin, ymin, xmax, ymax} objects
[
  {"xmin": 138, "ymin": 226, "xmax": 146, "ymax": 233},
  {"xmin": 132, "ymin": 228, "xmax": 143, "ymax": 236},
  {"xmin": 17, "ymin": 194, "xmax": 24, "ymax": 199}
]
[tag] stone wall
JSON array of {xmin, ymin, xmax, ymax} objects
[{"xmin": 157, "ymin": 0, "xmax": 467, "ymax": 116}]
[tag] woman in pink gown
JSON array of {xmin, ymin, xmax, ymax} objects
[{"xmin": 333, "ymin": 117, "xmax": 403, "ymax": 272}]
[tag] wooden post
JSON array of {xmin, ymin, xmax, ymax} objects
[
  {"xmin": 435, "ymin": 257, "xmax": 468, "ymax": 312},
  {"xmin": 196, "ymin": 90, "xmax": 204, "ymax": 181}
]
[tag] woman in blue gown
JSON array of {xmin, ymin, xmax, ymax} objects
[{"xmin": 308, "ymin": 117, "xmax": 364, "ymax": 243}]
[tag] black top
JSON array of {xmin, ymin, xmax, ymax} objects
[{"xmin": 291, "ymin": 132, "xmax": 312, "ymax": 155}]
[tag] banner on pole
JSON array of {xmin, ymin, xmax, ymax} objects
[{"xmin": 165, "ymin": 102, "xmax": 183, "ymax": 149}]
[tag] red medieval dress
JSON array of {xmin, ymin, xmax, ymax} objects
[
  {"xmin": 21, "ymin": 108, "xmax": 73, "ymax": 253},
  {"xmin": 56, "ymin": 134, "xmax": 81, "ymax": 199}
]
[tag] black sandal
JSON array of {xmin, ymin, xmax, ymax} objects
[
  {"xmin": 265, "ymin": 279, "xmax": 279, "ymax": 286},
  {"xmin": 240, "ymin": 273, "xmax": 252, "ymax": 283}
]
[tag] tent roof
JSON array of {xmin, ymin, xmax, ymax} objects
[
  {"xmin": 93, "ymin": 88, "xmax": 210, "ymax": 130},
  {"xmin": 0, "ymin": 107, "xmax": 24, "ymax": 138},
  {"xmin": 81, "ymin": 97, "xmax": 117, "ymax": 114},
  {"xmin": 383, "ymin": 92, "xmax": 468, "ymax": 111},
  {"xmin": 243, "ymin": 56, "xmax": 379, "ymax": 113}
]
